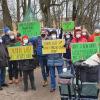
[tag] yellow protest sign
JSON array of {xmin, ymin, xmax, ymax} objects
[
  {"xmin": 42, "ymin": 39, "xmax": 66, "ymax": 54},
  {"xmin": 8, "ymin": 46, "xmax": 33, "ymax": 61}
]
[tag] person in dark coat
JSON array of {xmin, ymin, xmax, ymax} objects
[
  {"xmin": 19, "ymin": 35, "xmax": 36, "ymax": 92},
  {"xmin": 0, "ymin": 37, "xmax": 9, "ymax": 90}
]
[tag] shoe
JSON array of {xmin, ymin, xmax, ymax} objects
[
  {"xmin": 0, "ymin": 87, "xmax": 3, "ymax": 90},
  {"xmin": 8, "ymin": 80, "xmax": 13, "ymax": 84},
  {"xmin": 32, "ymin": 86, "xmax": 36, "ymax": 91},
  {"xmin": 42, "ymin": 81, "xmax": 48, "ymax": 87},
  {"xmin": 14, "ymin": 79, "xmax": 19, "ymax": 84},
  {"xmin": 50, "ymin": 88, "xmax": 56, "ymax": 92},
  {"xmin": 2, "ymin": 83, "xmax": 8, "ymax": 87}
]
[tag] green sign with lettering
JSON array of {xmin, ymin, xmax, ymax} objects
[
  {"xmin": 71, "ymin": 42, "xmax": 97, "ymax": 62},
  {"xmin": 61, "ymin": 21, "xmax": 75, "ymax": 31},
  {"xmin": 18, "ymin": 21, "xmax": 41, "ymax": 38}
]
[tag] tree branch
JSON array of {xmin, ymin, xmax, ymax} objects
[{"xmin": 50, "ymin": 0, "xmax": 66, "ymax": 6}]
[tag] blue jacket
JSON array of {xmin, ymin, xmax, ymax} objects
[
  {"xmin": 30, "ymin": 37, "xmax": 42, "ymax": 56},
  {"xmin": 47, "ymin": 53, "xmax": 64, "ymax": 67}
]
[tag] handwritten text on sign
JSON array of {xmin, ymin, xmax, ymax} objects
[
  {"xmin": 71, "ymin": 42, "xmax": 97, "ymax": 63},
  {"xmin": 8, "ymin": 46, "xmax": 33, "ymax": 61},
  {"xmin": 42, "ymin": 39, "xmax": 66, "ymax": 54}
]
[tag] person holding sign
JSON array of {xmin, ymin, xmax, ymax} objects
[
  {"xmin": 19, "ymin": 35, "xmax": 36, "ymax": 92},
  {"xmin": 89, "ymin": 25, "xmax": 100, "ymax": 42},
  {"xmin": 72, "ymin": 26, "xmax": 87, "ymax": 43},
  {"xmin": 47, "ymin": 30, "xmax": 64, "ymax": 92}
]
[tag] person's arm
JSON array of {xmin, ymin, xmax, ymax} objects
[{"xmin": 59, "ymin": 28, "xmax": 63, "ymax": 39}]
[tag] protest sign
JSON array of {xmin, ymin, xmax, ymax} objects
[
  {"xmin": 95, "ymin": 36, "xmax": 100, "ymax": 52},
  {"xmin": 71, "ymin": 42, "xmax": 97, "ymax": 63},
  {"xmin": 61, "ymin": 21, "xmax": 75, "ymax": 31},
  {"xmin": 42, "ymin": 39, "xmax": 66, "ymax": 54},
  {"xmin": 8, "ymin": 46, "xmax": 33, "ymax": 61},
  {"xmin": 18, "ymin": 21, "xmax": 41, "ymax": 38}
]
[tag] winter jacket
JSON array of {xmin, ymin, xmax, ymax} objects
[
  {"xmin": 89, "ymin": 33, "xmax": 100, "ymax": 42},
  {"xmin": 30, "ymin": 37, "xmax": 42, "ymax": 56},
  {"xmin": 0, "ymin": 43, "xmax": 8, "ymax": 67},
  {"xmin": 19, "ymin": 59, "xmax": 35, "ymax": 71},
  {"xmin": 72, "ymin": 37, "xmax": 87, "ymax": 43},
  {"xmin": 47, "ymin": 54, "xmax": 64, "ymax": 67}
]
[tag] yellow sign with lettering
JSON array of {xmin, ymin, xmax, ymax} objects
[
  {"xmin": 8, "ymin": 46, "xmax": 33, "ymax": 60},
  {"xmin": 42, "ymin": 39, "xmax": 66, "ymax": 54}
]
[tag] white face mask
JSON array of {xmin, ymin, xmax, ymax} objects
[
  {"xmin": 10, "ymin": 35, "xmax": 15, "ymax": 40},
  {"xmin": 0, "ymin": 39, "xmax": 3, "ymax": 43},
  {"xmin": 52, "ymin": 34, "xmax": 56, "ymax": 39},
  {"xmin": 95, "ymin": 29, "xmax": 100, "ymax": 33},
  {"xmin": 23, "ymin": 39, "xmax": 28, "ymax": 44},
  {"xmin": 66, "ymin": 35, "xmax": 70, "ymax": 38},
  {"xmin": 82, "ymin": 32, "xmax": 87, "ymax": 36},
  {"xmin": 76, "ymin": 34, "xmax": 81, "ymax": 38}
]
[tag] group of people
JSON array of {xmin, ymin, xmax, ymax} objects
[{"xmin": 0, "ymin": 24, "xmax": 100, "ymax": 93}]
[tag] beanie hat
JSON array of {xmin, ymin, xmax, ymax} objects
[
  {"xmin": 3, "ymin": 26, "xmax": 11, "ymax": 33},
  {"xmin": 22, "ymin": 35, "xmax": 29, "ymax": 40}
]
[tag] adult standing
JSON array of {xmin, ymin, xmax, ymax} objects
[{"xmin": 0, "ymin": 37, "xmax": 9, "ymax": 90}]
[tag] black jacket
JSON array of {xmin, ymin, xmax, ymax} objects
[{"xmin": 19, "ymin": 59, "xmax": 36, "ymax": 71}]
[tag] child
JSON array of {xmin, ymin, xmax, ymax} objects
[{"xmin": 19, "ymin": 35, "xmax": 36, "ymax": 92}]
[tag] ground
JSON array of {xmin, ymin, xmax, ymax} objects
[{"xmin": 0, "ymin": 68, "xmax": 60, "ymax": 100}]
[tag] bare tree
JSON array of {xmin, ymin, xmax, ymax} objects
[{"xmin": 1, "ymin": 0, "xmax": 12, "ymax": 29}]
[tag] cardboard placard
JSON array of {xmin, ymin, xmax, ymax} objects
[
  {"xmin": 18, "ymin": 21, "xmax": 41, "ymax": 38},
  {"xmin": 42, "ymin": 39, "xmax": 66, "ymax": 54},
  {"xmin": 8, "ymin": 46, "xmax": 33, "ymax": 60}
]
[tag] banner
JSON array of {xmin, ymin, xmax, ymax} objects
[
  {"xmin": 71, "ymin": 42, "xmax": 97, "ymax": 63},
  {"xmin": 18, "ymin": 21, "xmax": 41, "ymax": 38},
  {"xmin": 61, "ymin": 21, "xmax": 75, "ymax": 31},
  {"xmin": 42, "ymin": 39, "xmax": 66, "ymax": 54},
  {"xmin": 8, "ymin": 46, "xmax": 33, "ymax": 61}
]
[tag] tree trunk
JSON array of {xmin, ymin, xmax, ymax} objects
[
  {"xmin": 1, "ymin": 0, "xmax": 12, "ymax": 29},
  {"xmin": 17, "ymin": 0, "xmax": 20, "ymax": 22},
  {"xmin": 23, "ymin": 0, "xmax": 27, "ymax": 16},
  {"xmin": 28, "ymin": 0, "xmax": 31, "ymax": 8}
]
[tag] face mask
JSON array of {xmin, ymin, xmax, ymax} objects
[
  {"xmin": 6, "ymin": 30, "xmax": 11, "ymax": 35},
  {"xmin": 76, "ymin": 34, "xmax": 81, "ymax": 38},
  {"xmin": 52, "ymin": 34, "xmax": 56, "ymax": 39},
  {"xmin": 0, "ymin": 39, "xmax": 3, "ymax": 43},
  {"xmin": 95, "ymin": 29, "xmax": 100, "ymax": 33},
  {"xmin": 23, "ymin": 39, "xmax": 28, "ymax": 44},
  {"xmin": 66, "ymin": 35, "xmax": 70, "ymax": 38},
  {"xmin": 82, "ymin": 32, "xmax": 87, "ymax": 36},
  {"xmin": 10, "ymin": 35, "xmax": 15, "ymax": 40}
]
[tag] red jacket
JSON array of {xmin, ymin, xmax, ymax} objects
[
  {"xmin": 89, "ymin": 33, "xmax": 100, "ymax": 42},
  {"xmin": 72, "ymin": 37, "xmax": 87, "ymax": 43}
]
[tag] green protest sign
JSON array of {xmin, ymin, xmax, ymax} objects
[
  {"xmin": 18, "ymin": 21, "xmax": 41, "ymax": 38},
  {"xmin": 61, "ymin": 21, "xmax": 75, "ymax": 31},
  {"xmin": 95, "ymin": 36, "xmax": 100, "ymax": 52},
  {"xmin": 71, "ymin": 42, "xmax": 97, "ymax": 63}
]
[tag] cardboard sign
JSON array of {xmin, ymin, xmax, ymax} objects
[
  {"xmin": 8, "ymin": 46, "xmax": 33, "ymax": 61},
  {"xmin": 42, "ymin": 39, "xmax": 66, "ymax": 54},
  {"xmin": 61, "ymin": 21, "xmax": 75, "ymax": 31},
  {"xmin": 71, "ymin": 42, "xmax": 97, "ymax": 63},
  {"xmin": 18, "ymin": 21, "xmax": 41, "ymax": 38}
]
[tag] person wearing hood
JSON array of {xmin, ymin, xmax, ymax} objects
[
  {"xmin": 30, "ymin": 31, "xmax": 49, "ymax": 87},
  {"xmin": 89, "ymin": 25, "xmax": 100, "ymax": 42},
  {"xmin": 0, "ymin": 37, "xmax": 9, "ymax": 90},
  {"xmin": 19, "ymin": 35, "xmax": 36, "ymax": 92},
  {"xmin": 72, "ymin": 26, "xmax": 87, "ymax": 43},
  {"xmin": 2, "ymin": 26, "xmax": 11, "ymax": 45},
  {"xmin": 47, "ymin": 30, "xmax": 64, "ymax": 92}
]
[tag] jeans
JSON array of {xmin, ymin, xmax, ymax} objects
[
  {"xmin": 0, "ymin": 67, "xmax": 6, "ymax": 86},
  {"xmin": 38, "ymin": 56, "xmax": 48, "ymax": 81},
  {"xmin": 8, "ymin": 61, "xmax": 18, "ymax": 80},
  {"xmin": 49, "ymin": 66, "xmax": 62, "ymax": 89}
]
